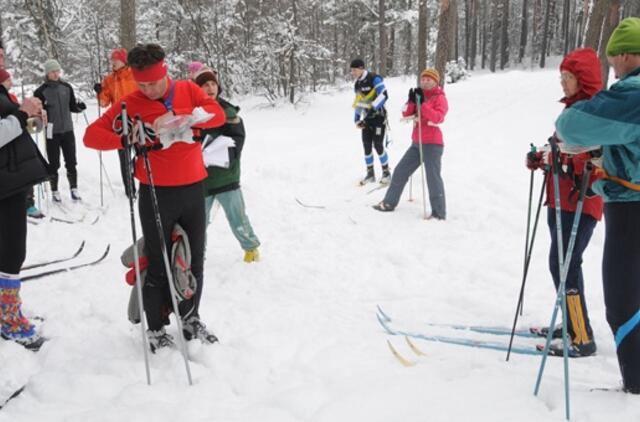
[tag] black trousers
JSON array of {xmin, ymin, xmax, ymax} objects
[
  {"xmin": 603, "ymin": 202, "xmax": 640, "ymax": 392},
  {"xmin": 361, "ymin": 116, "xmax": 386, "ymax": 160},
  {"xmin": 138, "ymin": 182, "xmax": 206, "ymax": 331},
  {"xmin": 0, "ymin": 190, "xmax": 28, "ymax": 275},
  {"xmin": 547, "ymin": 208, "xmax": 597, "ymax": 344},
  {"xmin": 46, "ymin": 131, "xmax": 77, "ymax": 191}
]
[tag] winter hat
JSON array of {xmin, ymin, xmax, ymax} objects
[
  {"xmin": 43, "ymin": 59, "xmax": 61, "ymax": 74},
  {"xmin": 111, "ymin": 48, "xmax": 128, "ymax": 64},
  {"xmin": 188, "ymin": 61, "xmax": 204, "ymax": 76},
  {"xmin": 350, "ymin": 58, "xmax": 365, "ymax": 69},
  {"xmin": 560, "ymin": 48, "xmax": 603, "ymax": 100},
  {"xmin": 421, "ymin": 68, "xmax": 440, "ymax": 84},
  {"xmin": 0, "ymin": 69, "xmax": 10, "ymax": 84},
  {"xmin": 194, "ymin": 67, "xmax": 222, "ymax": 96},
  {"xmin": 606, "ymin": 17, "xmax": 640, "ymax": 57}
]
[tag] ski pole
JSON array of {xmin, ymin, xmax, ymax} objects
[
  {"xmin": 83, "ymin": 110, "xmax": 106, "ymax": 206},
  {"xmin": 520, "ymin": 145, "xmax": 537, "ymax": 316},
  {"xmin": 416, "ymin": 95, "xmax": 428, "ymax": 220},
  {"xmin": 506, "ymin": 167, "xmax": 547, "ymax": 361},
  {"xmin": 120, "ymin": 104, "xmax": 151, "ymax": 386},
  {"xmin": 408, "ymin": 176, "xmax": 414, "ymax": 201},
  {"xmin": 534, "ymin": 140, "xmax": 591, "ymax": 421},
  {"xmin": 135, "ymin": 115, "xmax": 193, "ymax": 386}
]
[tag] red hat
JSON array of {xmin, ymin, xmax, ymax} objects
[
  {"xmin": 111, "ymin": 48, "xmax": 128, "ymax": 64},
  {"xmin": 560, "ymin": 48, "xmax": 603, "ymax": 100},
  {"xmin": 0, "ymin": 69, "xmax": 10, "ymax": 83}
]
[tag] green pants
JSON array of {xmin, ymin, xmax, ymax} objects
[{"xmin": 205, "ymin": 188, "xmax": 260, "ymax": 251}]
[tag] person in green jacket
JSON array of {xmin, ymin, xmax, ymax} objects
[
  {"xmin": 555, "ymin": 17, "xmax": 640, "ymax": 394},
  {"xmin": 194, "ymin": 67, "xmax": 260, "ymax": 263}
]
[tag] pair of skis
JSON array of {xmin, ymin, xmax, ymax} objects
[
  {"xmin": 377, "ymin": 306, "xmax": 543, "ymax": 367},
  {"xmin": 22, "ymin": 241, "xmax": 110, "ymax": 281}
]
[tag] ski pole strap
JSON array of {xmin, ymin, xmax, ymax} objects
[
  {"xmin": 113, "ymin": 114, "xmax": 158, "ymax": 141},
  {"xmin": 161, "ymin": 80, "xmax": 177, "ymax": 113}
]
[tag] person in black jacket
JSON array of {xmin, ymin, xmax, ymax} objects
[
  {"xmin": 0, "ymin": 42, "xmax": 49, "ymax": 351},
  {"xmin": 34, "ymin": 59, "xmax": 86, "ymax": 202}
]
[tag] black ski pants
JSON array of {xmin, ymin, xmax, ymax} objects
[
  {"xmin": 602, "ymin": 202, "xmax": 640, "ymax": 393},
  {"xmin": 138, "ymin": 182, "xmax": 206, "ymax": 332},
  {"xmin": 361, "ymin": 118, "xmax": 386, "ymax": 161},
  {"xmin": 547, "ymin": 208, "xmax": 597, "ymax": 345},
  {"xmin": 46, "ymin": 131, "xmax": 77, "ymax": 191},
  {"xmin": 0, "ymin": 190, "xmax": 28, "ymax": 275}
]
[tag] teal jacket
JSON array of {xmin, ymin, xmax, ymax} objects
[{"xmin": 555, "ymin": 67, "xmax": 640, "ymax": 202}]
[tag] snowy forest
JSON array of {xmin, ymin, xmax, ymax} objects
[{"xmin": 0, "ymin": 0, "xmax": 639, "ymax": 101}]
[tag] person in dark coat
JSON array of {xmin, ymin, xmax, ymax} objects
[
  {"xmin": 34, "ymin": 59, "xmax": 86, "ymax": 202},
  {"xmin": 0, "ymin": 41, "xmax": 49, "ymax": 350}
]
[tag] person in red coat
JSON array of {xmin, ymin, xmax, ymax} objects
[
  {"xmin": 374, "ymin": 68, "xmax": 448, "ymax": 219},
  {"xmin": 527, "ymin": 48, "xmax": 604, "ymax": 357},
  {"xmin": 84, "ymin": 44, "xmax": 225, "ymax": 352}
]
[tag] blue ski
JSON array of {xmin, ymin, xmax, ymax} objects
[
  {"xmin": 376, "ymin": 305, "xmax": 538, "ymax": 339},
  {"xmin": 376, "ymin": 312, "xmax": 542, "ymax": 356}
]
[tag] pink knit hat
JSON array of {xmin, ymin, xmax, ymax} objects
[{"xmin": 187, "ymin": 61, "xmax": 204, "ymax": 76}]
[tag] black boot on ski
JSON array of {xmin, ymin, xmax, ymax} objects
[
  {"xmin": 147, "ymin": 328, "xmax": 175, "ymax": 353},
  {"xmin": 183, "ymin": 316, "xmax": 218, "ymax": 344},
  {"xmin": 380, "ymin": 166, "xmax": 391, "ymax": 185},
  {"xmin": 537, "ymin": 339, "xmax": 597, "ymax": 358},
  {"xmin": 359, "ymin": 167, "xmax": 375, "ymax": 186}
]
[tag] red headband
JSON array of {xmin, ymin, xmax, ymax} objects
[{"xmin": 132, "ymin": 60, "xmax": 168, "ymax": 82}]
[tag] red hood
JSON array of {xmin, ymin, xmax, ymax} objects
[{"xmin": 560, "ymin": 48, "xmax": 603, "ymax": 107}]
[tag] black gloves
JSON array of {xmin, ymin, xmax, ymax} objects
[
  {"xmin": 77, "ymin": 101, "xmax": 87, "ymax": 111},
  {"xmin": 93, "ymin": 83, "xmax": 102, "ymax": 95},
  {"xmin": 408, "ymin": 88, "xmax": 423, "ymax": 104}
]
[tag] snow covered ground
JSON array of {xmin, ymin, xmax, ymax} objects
[{"xmin": 2, "ymin": 67, "xmax": 639, "ymax": 421}]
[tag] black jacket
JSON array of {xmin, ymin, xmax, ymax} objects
[
  {"xmin": 34, "ymin": 79, "xmax": 83, "ymax": 135},
  {"xmin": 0, "ymin": 86, "xmax": 49, "ymax": 200}
]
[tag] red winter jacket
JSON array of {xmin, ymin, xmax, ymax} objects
[
  {"xmin": 402, "ymin": 86, "xmax": 448, "ymax": 145},
  {"xmin": 546, "ymin": 48, "xmax": 603, "ymax": 221},
  {"xmin": 84, "ymin": 78, "xmax": 225, "ymax": 186}
]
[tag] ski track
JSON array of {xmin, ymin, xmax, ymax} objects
[{"xmin": 1, "ymin": 68, "xmax": 637, "ymax": 422}]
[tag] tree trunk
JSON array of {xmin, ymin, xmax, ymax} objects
[
  {"xmin": 378, "ymin": 0, "xmax": 387, "ymax": 75},
  {"xmin": 518, "ymin": 0, "xmax": 529, "ymax": 63},
  {"xmin": 120, "ymin": 0, "xmax": 136, "ymax": 50},
  {"xmin": 417, "ymin": 0, "xmax": 428, "ymax": 77},
  {"xmin": 481, "ymin": 0, "xmax": 488, "ymax": 69},
  {"xmin": 539, "ymin": 0, "xmax": 552, "ymax": 68},
  {"xmin": 435, "ymin": 0, "xmax": 457, "ymax": 84},
  {"xmin": 499, "ymin": 0, "xmax": 509, "ymax": 69},
  {"xmin": 599, "ymin": 0, "xmax": 621, "ymax": 85},
  {"xmin": 489, "ymin": 0, "xmax": 499, "ymax": 72},
  {"xmin": 470, "ymin": 0, "xmax": 478, "ymax": 69},
  {"xmin": 584, "ymin": 0, "xmax": 609, "ymax": 51}
]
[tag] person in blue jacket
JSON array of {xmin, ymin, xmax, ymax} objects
[
  {"xmin": 350, "ymin": 58, "xmax": 391, "ymax": 185},
  {"xmin": 555, "ymin": 17, "xmax": 640, "ymax": 394}
]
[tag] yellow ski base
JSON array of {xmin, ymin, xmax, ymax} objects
[
  {"xmin": 405, "ymin": 336, "xmax": 427, "ymax": 356},
  {"xmin": 386, "ymin": 340, "xmax": 416, "ymax": 367}
]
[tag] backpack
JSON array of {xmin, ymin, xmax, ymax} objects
[{"xmin": 120, "ymin": 223, "xmax": 197, "ymax": 324}]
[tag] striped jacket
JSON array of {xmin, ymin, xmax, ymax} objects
[{"xmin": 555, "ymin": 66, "xmax": 640, "ymax": 202}]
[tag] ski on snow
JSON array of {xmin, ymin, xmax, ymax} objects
[
  {"xmin": 22, "ymin": 241, "xmax": 86, "ymax": 271},
  {"xmin": 22, "ymin": 244, "xmax": 111, "ymax": 282},
  {"xmin": 0, "ymin": 386, "xmax": 25, "ymax": 410},
  {"xmin": 376, "ymin": 305, "xmax": 539, "ymax": 339},
  {"xmin": 376, "ymin": 306, "xmax": 542, "ymax": 359}
]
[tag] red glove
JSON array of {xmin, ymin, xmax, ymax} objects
[{"xmin": 526, "ymin": 151, "xmax": 544, "ymax": 170}]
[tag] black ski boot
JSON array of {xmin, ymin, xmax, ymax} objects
[
  {"xmin": 359, "ymin": 167, "xmax": 375, "ymax": 186},
  {"xmin": 530, "ymin": 325, "xmax": 563, "ymax": 339},
  {"xmin": 183, "ymin": 316, "xmax": 218, "ymax": 344},
  {"xmin": 537, "ymin": 339, "xmax": 597, "ymax": 358},
  {"xmin": 147, "ymin": 328, "xmax": 175, "ymax": 353},
  {"xmin": 380, "ymin": 165, "xmax": 391, "ymax": 185}
]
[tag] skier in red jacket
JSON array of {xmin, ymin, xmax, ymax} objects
[
  {"xmin": 84, "ymin": 44, "xmax": 225, "ymax": 352},
  {"xmin": 527, "ymin": 48, "xmax": 604, "ymax": 357}
]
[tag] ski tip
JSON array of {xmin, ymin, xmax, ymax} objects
[
  {"xmin": 386, "ymin": 339, "xmax": 416, "ymax": 367},
  {"xmin": 376, "ymin": 305, "xmax": 391, "ymax": 322},
  {"xmin": 405, "ymin": 336, "xmax": 427, "ymax": 357}
]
